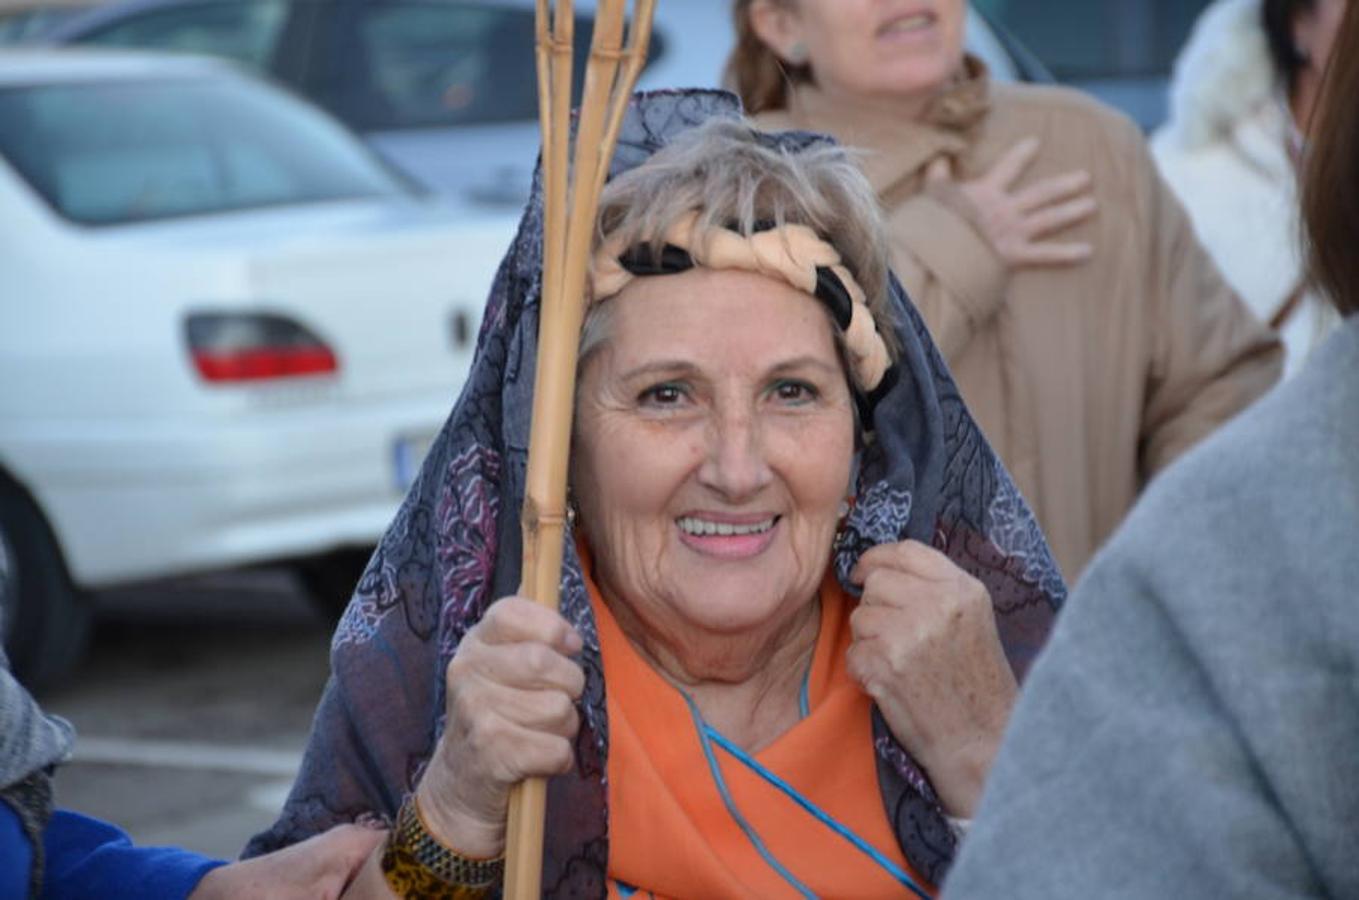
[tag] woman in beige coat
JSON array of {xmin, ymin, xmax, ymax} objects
[{"xmin": 731, "ymin": 0, "xmax": 1283, "ymax": 580}]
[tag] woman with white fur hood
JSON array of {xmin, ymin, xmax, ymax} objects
[{"xmin": 1152, "ymin": 0, "xmax": 1343, "ymax": 376}]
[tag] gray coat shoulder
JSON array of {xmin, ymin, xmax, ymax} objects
[
  {"xmin": 944, "ymin": 317, "xmax": 1359, "ymax": 899},
  {"xmin": 1106, "ymin": 313, "xmax": 1359, "ymax": 629}
]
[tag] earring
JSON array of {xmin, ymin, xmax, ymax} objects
[
  {"xmin": 786, "ymin": 41, "xmax": 809, "ymax": 65},
  {"xmin": 834, "ymin": 497, "xmax": 853, "ymax": 550}
]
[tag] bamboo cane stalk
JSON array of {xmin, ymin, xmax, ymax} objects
[
  {"xmin": 592, "ymin": 3, "xmax": 656, "ymax": 202},
  {"xmin": 506, "ymin": 2, "xmax": 656, "ymax": 896},
  {"xmin": 534, "ymin": 0, "xmax": 571, "ymax": 333}
]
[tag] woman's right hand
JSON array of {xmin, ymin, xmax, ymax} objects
[
  {"xmin": 413, "ymin": 595, "xmax": 585, "ymax": 858},
  {"xmin": 927, "ymin": 136, "xmax": 1097, "ymax": 269}
]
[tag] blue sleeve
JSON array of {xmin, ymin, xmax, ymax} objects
[
  {"xmin": 0, "ymin": 798, "xmax": 34, "ymax": 899},
  {"xmin": 40, "ymin": 810, "xmax": 226, "ymax": 900}
]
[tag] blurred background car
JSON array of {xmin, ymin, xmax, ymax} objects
[
  {"xmin": 36, "ymin": 0, "xmax": 1052, "ymax": 204},
  {"xmin": 37, "ymin": 0, "xmax": 734, "ymax": 203},
  {"xmin": 31, "ymin": 1, "xmax": 1222, "ymax": 169},
  {"xmin": 0, "ymin": 48, "xmax": 504, "ymax": 687},
  {"xmin": 0, "ymin": 0, "xmax": 98, "ymax": 42}
]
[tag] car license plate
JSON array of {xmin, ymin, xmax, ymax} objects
[{"xmin": 392, "ymin": 432, "xmax": 437, "ymax": 493}]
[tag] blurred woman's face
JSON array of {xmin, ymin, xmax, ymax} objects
[
  {"xmin": 572, "ymin": 267, "xmax": 855, "ymax": 667},
  {"xmin": 1295, "ymin": 0, "xmax": 1347, "ymax": 75},
  {"xmin": 751, "ymin": 0, "xmax": 968, "ymax": 107}
]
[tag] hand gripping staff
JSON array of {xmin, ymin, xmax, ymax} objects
[{"xmin": 506, "ymin": 2, "xmax": 656, "ymax": 897}]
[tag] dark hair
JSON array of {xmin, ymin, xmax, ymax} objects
[
  {"xmin": 1300, "ymin": 0, "xmax": 1359, "ymax": 315},
  {"xmin": 723, "ymin": 0, "xmax": 808, "ymax": 114},
  {"xmin": 1262, "ymin": 0, "xmax": 1319, "ymax": 95}
]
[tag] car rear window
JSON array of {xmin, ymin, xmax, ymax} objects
[
  {"xmin": 373, "ymin": 2, "xmax": 539, "ymax": 127},
  {"xmin": 68, "ymin": 0, "xmax": 289, "ymax": 68},
  {"xmin": 326, "ymin": 1, "xmax": 664, "ymax": 131},
  {"xmin": 0, "ymin": 8, "xmax": 94, "ymax": 43},
  {"xmin": 0, "ymin": 74, "xmax": 410, "ymax": 225},
  {"xmin": 975, "ymin": 0, "xmax": 1212, "ymax": 81}
]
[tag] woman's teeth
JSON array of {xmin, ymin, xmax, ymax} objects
[
  {"xmin": 677, "ymin": 516, "xmax": 776, "ymax": 537},
  {"xmin": 884, "ymin": 14, "xmax": 933, "ymax": 34}
]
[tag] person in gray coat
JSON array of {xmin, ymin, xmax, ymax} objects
[{"xmin": 942, "ymin": 3, "xmax": 1359, "ymax": 897}]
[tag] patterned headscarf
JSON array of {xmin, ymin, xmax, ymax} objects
[{"xmin": 246, "ymin": 90, "xmax": 1064, "ymax": 891}]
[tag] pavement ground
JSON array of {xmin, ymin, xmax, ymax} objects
[{"xmin": 38, "ymin": 569, "xmax": 335, "ymax": 860}]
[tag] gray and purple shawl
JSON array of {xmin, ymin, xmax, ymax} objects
[{"xmin": 246, "ymin": 90, "xmax": 1065, "ymax": 892}]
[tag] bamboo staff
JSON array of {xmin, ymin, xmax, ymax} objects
[{"xmin": 505, "ymin": 1, "xmax": 656, "ymax": 896}]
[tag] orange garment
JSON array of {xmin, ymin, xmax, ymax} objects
[{"xmin": 587, "ymin": 568, "xmax": 931, "ymax": 899}]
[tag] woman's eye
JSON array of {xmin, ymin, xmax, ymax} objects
[
  {"xmin": 639, "ymin": 383, "xmax": 687, "ymax": 406},
  {"xmin": 772, "ymin": 380, "xmax": 818, "ymax": 403}
]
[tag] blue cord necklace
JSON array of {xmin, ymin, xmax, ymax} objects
[{"xmin": 677, "ymin": 683, "xmax": 931, "ymax": 899}]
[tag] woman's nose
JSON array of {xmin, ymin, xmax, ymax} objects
[{"xmin": 697, "ymin": 409, "xmax": 774, "ymax": 501}]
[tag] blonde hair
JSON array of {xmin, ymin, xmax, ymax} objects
[
  {"xmin": 582, "ymin": 117, "xmax": 897, "ymax": 365},
  {"xmin": 724, "ymin": 0, "xmax": 803, "ymax": 115}
]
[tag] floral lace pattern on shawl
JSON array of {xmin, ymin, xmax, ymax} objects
[{"xmin": 246, "ymin": 90, "xmax": 1065, "ymax": 894}]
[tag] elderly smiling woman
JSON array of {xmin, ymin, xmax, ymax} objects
[{"xmin": 249, "ymin": 93, "xmax": 1064, "ymax": 899}]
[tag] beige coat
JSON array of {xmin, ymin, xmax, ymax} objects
[{"xmin": 757, "ymin": 68, "xmax": 1282, "ymax": 581}]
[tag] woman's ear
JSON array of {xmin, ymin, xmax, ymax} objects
[{"xmin": 748, "ymin": 0, "xmax": 807, "ymax": 66}]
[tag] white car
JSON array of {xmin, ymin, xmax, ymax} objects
[{"xmin": 0, "ymin": 49, "xmax": 506, "ymax": 686}]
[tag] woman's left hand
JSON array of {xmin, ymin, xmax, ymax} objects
[{"xmin": 847, "ymin": 540, "xmax": 1018, "ymax": 818}]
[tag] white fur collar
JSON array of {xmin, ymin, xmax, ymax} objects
[{"xmin": 1163, "ymin": 0, "xmax": 1279, "ymax": 150}]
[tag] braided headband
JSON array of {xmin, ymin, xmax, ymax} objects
[{"xmin": 590, "ymin": 213, "xmax": 893, "ymax": 393}]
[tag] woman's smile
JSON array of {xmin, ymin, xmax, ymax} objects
[
  {"xmin": 876, "ymin": 9, "xmax": 939, "ymax": 46},
  {"xmin": 675, "ymin": 512, "xmax": 782, "ymax": 560}
]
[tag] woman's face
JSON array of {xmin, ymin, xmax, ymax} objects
[
  {"xmin": 752, "ymin": 0, "xmax": 968, "ymax": 106},
  {"xmin": 1295, "ymin": 0, "xmax": 1347, "ymax": 76},
  {"xmin": 572, "ymin": 267, "xmax": 855, "ymax": 657}
]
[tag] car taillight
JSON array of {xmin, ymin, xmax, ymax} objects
[{"xmin": 185, "ymin": 312, "xmax": 339, "ymax": 384}]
